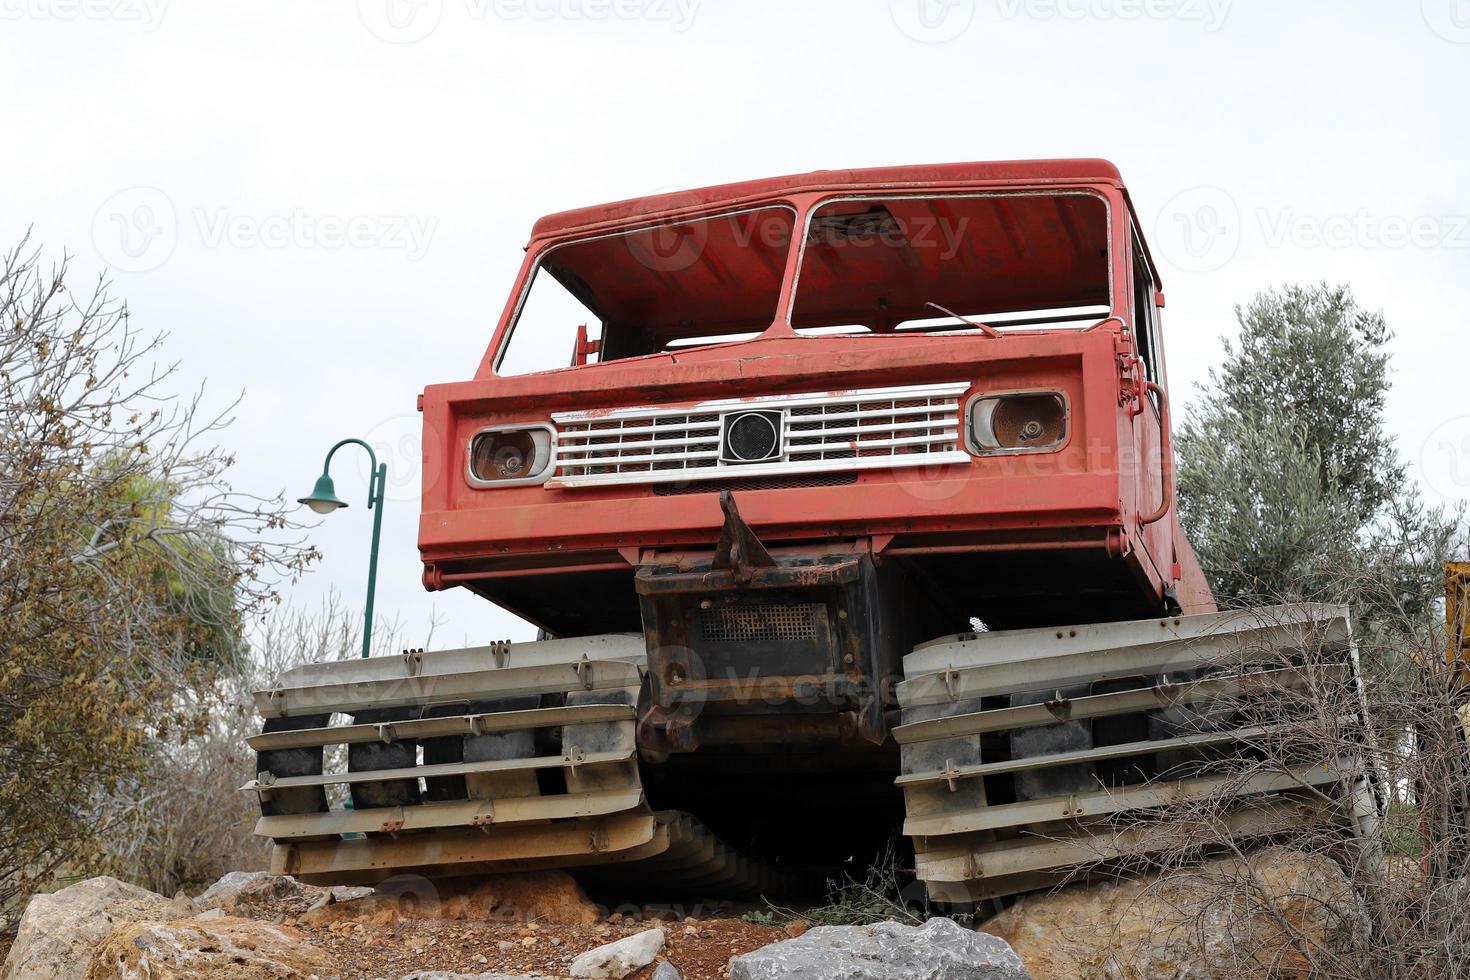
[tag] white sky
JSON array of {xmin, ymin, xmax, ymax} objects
[{"xmin": 3, "ymin": 0, "xmax": 1467, "ymax": 649}]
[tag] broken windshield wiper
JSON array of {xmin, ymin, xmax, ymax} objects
[{"xmin": 924, "ymin": 302, "xmax": 1002, "ymax": 338}]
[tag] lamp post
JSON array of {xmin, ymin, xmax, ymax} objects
[{"xmin": 298, "ymin": 438, "xmax": 387, "ymax": 660}]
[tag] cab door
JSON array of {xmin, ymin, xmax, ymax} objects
[{"xmin": 1128, "ymin": 233, "xmax": 1176, "ymax": 594}]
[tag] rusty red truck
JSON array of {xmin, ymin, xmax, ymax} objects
[{"xmin": 249, "ymin": 162, "xmax": 1376, "ymax": 904}]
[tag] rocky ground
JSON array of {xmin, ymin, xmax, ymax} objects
[
  {"xmin": 0, "ymin": 846, "xmax": 1388, "ymax": 979},
  {"xmin": 0, "ymin": 870, "xmax": 811, "ymax": 980},
  {"xmin": 264, "ymin": 890, "xmax": 792, "ymax": 980}
]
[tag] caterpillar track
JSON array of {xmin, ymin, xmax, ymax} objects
[
  {"xmin": 895, "ymin": 603, "xmax": 1382, "ymax": 903},
  {"xmin": 246, "ymin": 634, "xmax": 798, "ymax": 896},
  {"xmin": 248, "ymin": 604, "xmax": 1380, "ymax": 906}
]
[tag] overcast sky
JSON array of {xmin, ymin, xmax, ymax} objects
[{"xmin": 3, "ymin": 0, "xmax": 1467, "ymax": 649}]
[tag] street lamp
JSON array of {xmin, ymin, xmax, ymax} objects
[{"xmin": 299, "ymin": 438, "xmax": 386, "ymax": 659}]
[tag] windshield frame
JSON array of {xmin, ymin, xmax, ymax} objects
[
  {"xmin": 785, "ymin": 189, "xmax": 1116, "ymax": 336},
  {"xmin": 480, "ymin": 184, "xmax": 1128, "ymax": 379},
  {"xmin": 489, "ymin": 202, "xmax": 799, "ymax": 376}
]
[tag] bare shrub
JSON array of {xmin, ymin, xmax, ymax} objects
[
  {"xmin": 100, "ymin": 596, "xmax": 422, "ymax": 896},
  {"xmin": 1048, "ymin": 592, "xmax": 1470, "ymax": 979},
  {"xmin": 0, "ymin": 236, "xmax": 312, "ymax": 922}
]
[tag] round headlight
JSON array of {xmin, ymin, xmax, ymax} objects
[
  {"xmin": 968, "ymin": 393, "xmax": 1068, "ymax": 453},
  {"xmin": 469, "ymin": 427, "xmax": 554, "ymax": 485}
]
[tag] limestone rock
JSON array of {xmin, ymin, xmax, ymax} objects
[
  {"xmin": 1, "ymin": 876, "xmax": 180, "ymax": 980},
  {"xmin": 652, "ymin": 964, "xmax": 683, "ymax": 980},
  {"xmin": 980, "ymin": 847, "xmax": 1364, "ymax": 979},
  {"xmin": 730, "ymin": 918, "xmax": 1028, "ymax": 980},
  {"xmin": 194, "ymin": 871, "xmax": 303, "ymax": 914},
  {"xmin": 83, "ymin": 915, "xmax": 332, "ymax": 979},
  {"xmin": 569, "ymin": 928, "xmax": 667, "ymax": 979},
  {"xmin": 331, "ymin": 884, "xmax": 376, "ymax": 903}
]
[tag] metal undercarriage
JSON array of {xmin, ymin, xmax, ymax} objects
[{"xmin": 249, "ymin": 587, "xmax": 1379, "ymax": 902}]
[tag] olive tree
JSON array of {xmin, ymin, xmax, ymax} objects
[
  {"xmin": 1176, "ymin": 283, "xmax": 1461, "ymax": 639},
  {"xmin": 1158, "ymin": 283, "xmax": 1469, "ymax": 974}
]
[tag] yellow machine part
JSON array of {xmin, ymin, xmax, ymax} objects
[{"xmin": 1448, "ymin": 562, "xmax": 1470, "ymax": 691}]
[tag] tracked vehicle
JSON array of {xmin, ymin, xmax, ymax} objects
[{"xmin": 250, "ymin": 161, "xmax": 1379, "ymax": 900}]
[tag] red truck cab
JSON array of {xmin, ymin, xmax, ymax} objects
[{"xmin": 419, "ymin": 159, "xmax": 1213, "ymax": 641}]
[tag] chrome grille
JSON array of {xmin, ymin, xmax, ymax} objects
[{"xmin": 550, "ymin": 383, "xmax": 967, "ymax": 489}]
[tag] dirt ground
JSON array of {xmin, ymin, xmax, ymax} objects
[{"xmin": 244, "ymin": 882, "xmax": 798, "ymax": 980}]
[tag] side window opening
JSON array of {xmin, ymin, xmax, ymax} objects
[
  {"xmin": 1131, "ymin": 236, "xmax": 1160, "ymax": 386},
  {"xmin": 495, "ymin": 207, "xmax": 796, "ymax": 376},
  {"xmin": 497, "ymin": 266, "xmax": 604, "ymax": 376}
]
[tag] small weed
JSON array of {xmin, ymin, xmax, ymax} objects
[{"xmin": 769, "ymin": 838, "xmax": 924, "ymax": 928}]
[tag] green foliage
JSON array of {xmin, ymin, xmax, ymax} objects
[
  {"xmin": 1383, "ymin": 803, "xmax": 1424, "ymax": 860},
  {"xmin": 97, "ymin": 465, "xmax": 248, "ymax": 668},
  {"xmin": 1177, "ymin": 282, "xmax": 1462, "ymax": 643},
  {"xmin": 0, "ymin": 238, "xmax": 312, "ymax": 925},
  {"xmin": 1204, "ymin": 284, "xmax": 1402, "ymax": 523}
]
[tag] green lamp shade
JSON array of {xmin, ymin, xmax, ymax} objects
[{"xmin": 299, "ymin": 473, "xmax": 348, "ymax": 515}]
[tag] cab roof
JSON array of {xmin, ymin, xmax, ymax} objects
[{"xmin": 530, "ymin": 159, "xmax": 1126, "ymax": 240}]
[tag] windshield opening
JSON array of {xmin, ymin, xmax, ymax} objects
[
  {"xmin": 495, "ymin": 206, "xmax": 795, "ymax": 375},
  {"xmin": 790, "ymin": 193, "xmax": 1112, "ymax": 335}
]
